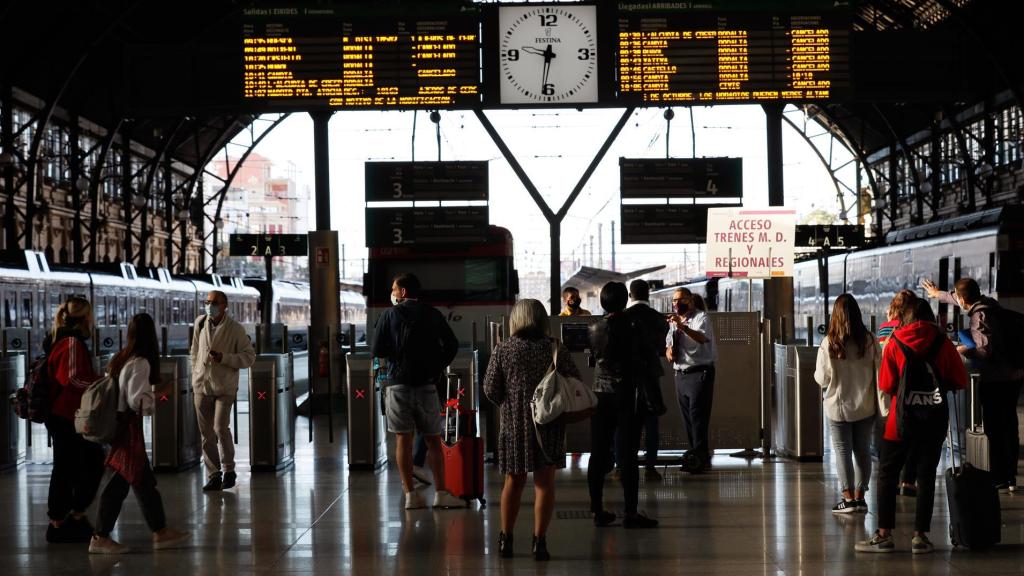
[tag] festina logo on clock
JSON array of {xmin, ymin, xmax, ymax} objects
[{"xmin": 498, "ymin": 4, "xmax": 598, "ymax": 105}]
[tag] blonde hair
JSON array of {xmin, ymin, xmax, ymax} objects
[
  {"xmin": 53, "ymin": 297, "xmax": 93, "ymax": 341},
  {"xmin": 509, "ymin": 299, "xmax": 550, "ymax": 339}
]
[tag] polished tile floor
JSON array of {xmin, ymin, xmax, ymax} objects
[{"xmin": 2, "ymin": 415, "xmax": 1022, "ymax": 576}]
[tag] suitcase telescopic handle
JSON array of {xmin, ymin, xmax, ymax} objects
[{"xmin": 947, "ymin": 390, "xmax": 961, "ymax": 471}]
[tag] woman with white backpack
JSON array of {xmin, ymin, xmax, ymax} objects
[
  {"xmin": 484, "ymin": 298, "xmax": 581, "ymax": 561},
  {"xmin": 88, "ymin": 313, "xmax": 190, "ymax": 554}
]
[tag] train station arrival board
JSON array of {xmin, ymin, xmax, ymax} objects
[
  {"xmin": 242, "ymin": 7, "xmax": 480, "ymax": 109},
  {"xmin": 616, "ymin": 3, "xmax": 850, "ymax": 104}
]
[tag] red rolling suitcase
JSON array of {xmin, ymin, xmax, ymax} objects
[
  {"xmin": 441, "ymin": 372, "xmax": 486, "ymax": 508},
  {"xmin": 946, "ymin": 392, "xmax": 1000, "ymax": 550}
]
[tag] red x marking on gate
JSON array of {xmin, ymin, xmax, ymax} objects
[
  {"xmin": 457, "ymin": 388, "xmax": 465, "ymax": 398},
  {"xmin": 257, "ymin": 391, "xmax": 267, "ymax": 400},
  {"xmin": 355, "ymin": 389, "xmax": 366, "ymax": 399},
  {"xmin": 159, "ymin": 394, "xmax": 169, "ymax": 402}
]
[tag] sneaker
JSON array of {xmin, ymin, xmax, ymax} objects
[
  {"xmin": 411, "ymin": 466, "xmax": 432, "ymax": 486},
  {"xmin": 911, "ymin": 534, "xmax": 934, "ymax": 554},
  {"xmin": 1009, "ymin": 482, "xmax": 1017, "ymax": 494},
  {"xmin": 433, "ymin": 490, "xmax": 467, "ymax": 509},
  {"xmin": 202, "ymin": 474, "xmax": 223, "ymax": 492},
  {"xmin": 592, "ymin": 510, "xmax": 616, "ymax": 527},
  {"xmin": 89, "ymin": 536, "xmax": 129, "ymax": 555},
  {"xmin": 222, "ymin": 471, "xmax": 237, "ymax": 489},
  {"xmin": 855, "ymin": 531, "xmax": 895, "ymax": 553},
  {"xmin": 832, "ymin": 500, "xmax": 858, "ymax": 515},
  {"xmin": 404, "ymin": 490, "xmax": 427, "ymax": 510},
  {"xmin": 623, "ymin": 512, "xmax": 658, "ymax": 529},
  {"xmin": 855, "ymin": 499, "xmax": 869, "ymax": 513},
  {"xmin": 153, "ymin": 529, "xmax": 191, "ymax": 550},
  {"xmin": 644, "ymin": 467, "xmax": 663, "ymax": 482},
  {"xmin": 900, "ymin": 484, "xmax": 918, "ymax": 498}
]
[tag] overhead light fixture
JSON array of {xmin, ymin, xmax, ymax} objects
[
  {"xmin": 132, "ymin": 193, "xmax": 147, "ymax": 209},
  {"xmin": 975, "ymin": 162, "xmax": 993, "ymax": 178},
  {"xmin": 76, "ymin": 176, "xmax": 90, "ymax": 190},
  {"xmin": 920, "ymin": 181, "xmax": 933, "ymax": 194},
  {"xmin": 872, "ymin": 197, "xmax": 888, "ymax": 210}
]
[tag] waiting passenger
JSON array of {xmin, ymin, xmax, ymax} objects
[
  {"xmin": 588, "ymin": 282, "xmax": 658, "ymax": 529},
  {"xmin": 44, "ymin": 297, "xmax": 105, "ymax": 543},
  {"xmin": 878, "ymin": 289, "xmax": 920, "ymax": 497},
  {"xmin": 814, "ymin": 293, "xmax": 881, "ymax": 514},
  {"xmin": 89, "ymin": 313, "xmax": 190, "ymax": 554},
  {"xmin": 923, "ymin": 277, "xmax": 1023, "ymax": 492},
  {"xmin": 625, "ymin": 279, "xmax": 670, "ymax": 481},
  {"xmin": 191, "ymin": 290, "xmax": 256, "ymax": 492},
  {"xmin": 857, "ymin": 298, "xmax": 967, "ymax": 554},
  {"xmin": 370, "ymin": 273, "xmax": 463, "ymax": 510},
  {"xmin": 558, "ymin": 287, "xmax": 591, "ymax": 317},
  {"xmin": 666, "ymin": 287, "xmax": 717, "ymax": 473},
  {"xmin": 484, "ymin": 298, "xmax": 581, "ymax": 559},
  {"xmin": 691, "ymin": 293, "xmax": 708, "ymax": 313}
]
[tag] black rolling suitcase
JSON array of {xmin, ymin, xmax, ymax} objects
[{"xmin": 945, "ymin": 392, "xmax": 1000, "ymax": 550}]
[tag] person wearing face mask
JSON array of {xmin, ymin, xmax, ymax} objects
[
  {"xmin": 558, "ymin": 287, "xmax": 591, "ymax": 317},
  {"xmin": 923, "ymin": 277, "xmax": 1023, "ymax": 493},
  {"xmin": 665, "ymin": 287, "xmax": 717, "ymax": 473},
  {"xmin": 190, "ymin": 290, "xmax": 256, "ymax": 492}
]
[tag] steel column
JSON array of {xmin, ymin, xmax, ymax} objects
[
  {"xmin": 2, "ymin": 84, "xmax": 15, "ymax": 251},
  {"xmin": 764, "ymin": 104, "xmax": 785, "ymax": 206},
  {"xmin": 311, "ymin": 111, "xmax": 332, "ymax": 231}
]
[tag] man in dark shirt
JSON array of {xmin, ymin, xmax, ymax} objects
[
  {"xmin": 625, "ymin": 280, "xmax": 670, "ymax": 481},
  {"xmin": 371, "ymin": 273, "xmax": 461, "ymax": 509}
]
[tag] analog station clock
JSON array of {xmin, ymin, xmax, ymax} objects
[{"xmin": 498, "ymin": 4, "xmax": 598, "ymax": 105}]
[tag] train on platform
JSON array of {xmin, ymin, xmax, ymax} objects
[
  {"xmin": 650, "ymin": 206, "xmax": 1024, "ymax": 344},
  {"xmin": 0, "ymin": 250, "xmax": 366, "ymax": 359}
]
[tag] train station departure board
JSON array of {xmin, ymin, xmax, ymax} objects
[
  {"xmin": 615, "ymin": 8, "xmax": 851, "ymax": 104},
  {"xmin": 242, "ymin": 7, "xmax": 481, "ymax": 109}
]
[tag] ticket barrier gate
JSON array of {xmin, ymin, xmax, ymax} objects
[
  {"xmin": 772, "ymin": 344, "xmax": 823, "ymax": 461},
  {"xmin": 152, "ymin": 356, "xmax": 200, "ymax": 471},
  {"xmin": 345, "ymin": 352, "xmax": 387, "ymax": 471},
  {"xmin": 248, "ymin": 354, "xmax": 295, "ymax": 472},
  {"xmin": 0, "ymin": 355, "xmax": 23, "ymax": 470}
]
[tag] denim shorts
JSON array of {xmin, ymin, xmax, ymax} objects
[{"xmin": 384, "ymin": 385, "xmax": 443, "ymax": 435}]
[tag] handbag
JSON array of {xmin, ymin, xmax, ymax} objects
[{"xmin": 531, "ymin": 339, "xmax": 597, "ymax": 425}]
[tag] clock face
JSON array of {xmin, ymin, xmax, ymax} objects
[{"xmin": 498, "ymin": 5, "xmax": 598, "ymax": 105}]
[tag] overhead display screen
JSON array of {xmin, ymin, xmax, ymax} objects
[
  {"xmin": 615, "ymin": 6, "xmax": 851, "ymax": 104},
  {"xmin": 242, "ymin": 7, "xmax": 481, "ymax": 109}
]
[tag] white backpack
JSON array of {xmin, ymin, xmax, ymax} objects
[
  {"xmin": 531, "ymin": 340, "xmax": 597, "ymax": 425},
  {"xmin": 75, "ymin": 374, "xmax": 120, "ymax": 444}
]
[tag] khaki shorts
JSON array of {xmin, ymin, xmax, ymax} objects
[{"xmin": 384, "ymin": 384, "xmax": 443, "ymax": 435}]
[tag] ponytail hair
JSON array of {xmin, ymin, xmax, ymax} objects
[{"xmin": 53, "ymin": 297, "xmax": 94, "ymax": 341}]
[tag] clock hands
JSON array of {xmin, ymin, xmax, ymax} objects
[{"xmin": 521, "ymin": 45, "xmax": 556, "ymax": 95}]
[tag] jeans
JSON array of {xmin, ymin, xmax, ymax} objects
[
  {"xmin": 46, "ymin": 415, "xmax": 104, "ymax": 521},
  {"xmin": 589, "ymin": 391, "xmax": 646, "ymax": 516},
  {"xmin": 94, "ymin": 466, "xmax": 167, "ymax": 537},
  {"xmin": 675, "ymin": 366, "xmax": 715, "ymax": 464},
  {"xmin": 194, "ymin": 392, "xmax": 235, "ymax": 479},
  {"xmin": 828, "ymin": 416, "xmax": 874, "ymax": 494},
  {"xmin": 877, "ymin": 420, "xmax": 946, "ymax": 533},
  {"xmin": 981, "ymin": 379, "xmax": 1023, "ymax": 484}
]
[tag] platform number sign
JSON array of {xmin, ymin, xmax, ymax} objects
[{"xmin": 229, "ymin": 234, "xmax": 308, "ymax": 257}]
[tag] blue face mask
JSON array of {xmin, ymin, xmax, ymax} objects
[{"xmin": 205, "ymin": 303, "xmax": 222, "ymax": 317}]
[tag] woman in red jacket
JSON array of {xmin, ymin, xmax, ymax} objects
[
  {"xmin": 856, "ymin": 297, "xmax": 967, "ymax": 555},
  {"xmin": 44, "ymin": 297, "xmax": 105, "ymax": 543}
]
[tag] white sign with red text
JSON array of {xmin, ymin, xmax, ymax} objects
[{"xmin": 705, "ymin": 207, "xmax": 796, "ymax": 278}]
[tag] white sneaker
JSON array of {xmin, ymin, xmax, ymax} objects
[
  {"xmin": 89, "ymin": 536, "xmax": 129, "ymax": 555},
  {"xmin": 433, "ymin": 490, "xmax": 467, "ymax": 509},
  {"xmin": 412, "ymin": 466, "xmax": 433, "ymax": 486},
  {"xmin": 404, "ymin": 490, "xmax": 427, "ymax": 510}
]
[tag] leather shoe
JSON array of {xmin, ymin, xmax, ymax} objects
[
  {"xmin": 222, "ymin": 471, "xmax": 237, "ymax": 489},
  {"xmin": 203, "ymin": 475, "xmax": 223, "ymax": 492}
]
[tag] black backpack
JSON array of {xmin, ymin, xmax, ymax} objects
[
  {"xmin": 396, "ymin": 309, "xmax": 445, "ymax": 386},
  {"xmin": 892, "ymin": 334, "xmax": 947, "ymax": 438},
  {"xmin": 10, "ymin": 355, "xmax": 57, "ymax": 423}
]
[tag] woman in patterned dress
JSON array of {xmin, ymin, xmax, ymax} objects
[{"xmin": 484, "ymin": 298, "xmax": 580, "ymax": 561}]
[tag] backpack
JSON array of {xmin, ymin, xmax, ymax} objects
[
  {"xmin": 972, "ymin": 303, "xmax": 1024, "ymax": 370},
  {"xmin": 396, "ymin": 309, "xmax": 445, "ymax": 386},
  {"xmin": 74, "ymin": 374, "xmax": 120, "ymax": 444},
  {"xmin": 10, "ymin": 355, "xmax": 57, "ymax": 423},
  {"xmin": 892, "ymin": 334, "xmax": 947, "ymax": 438}
]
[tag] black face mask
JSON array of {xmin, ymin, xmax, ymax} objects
[
  {"xmin": 674, "ymin": 302, "xmax": 689, "ymax": 315},
  {"xmin": 567, "ymin": 300, "xmax": 581, "ymax": 310}
]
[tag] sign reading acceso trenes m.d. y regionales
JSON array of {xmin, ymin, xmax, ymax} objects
[{"xmin": 705, "ymin": 208, "xmax": 795, "ymax": 278}]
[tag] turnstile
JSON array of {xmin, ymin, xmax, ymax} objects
[
  {"xmin": 345, "ymin": 352, "xmax": 387, "ymax": 470},
  {"xmin": 0, "ymin": 355, "xmax": 24, "ymax": 470},
  {"xmin": 248, "ymin": 354, "xmax": 295, "ymax": 472},
  {"xmin": 152, "ymin": 356, "xmax": 200, "ymax": 471},
  {"xmin": 772, "ymin": 344, "xmax": 823, "ymax": 461}
]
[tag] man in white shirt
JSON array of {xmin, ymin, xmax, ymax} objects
[{"xmin": 665, "ymin": 287, "xmax": 717, "ymax": 472}]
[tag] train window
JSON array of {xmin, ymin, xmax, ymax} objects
[
  {"xmin": 94, "ymin": 298, "xmax": 106, "ymax": 327},
  {"xmin": 3, "ymin": 295, "xmax": 13, "ymax": 328},
  {"xmin": 21, "ymin": 295, "xmax": 32, "ymax": 328}
]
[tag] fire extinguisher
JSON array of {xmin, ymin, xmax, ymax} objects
[{"xmin": 318, "ymin": 342, "xmax": 330, "ymax": 377}]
